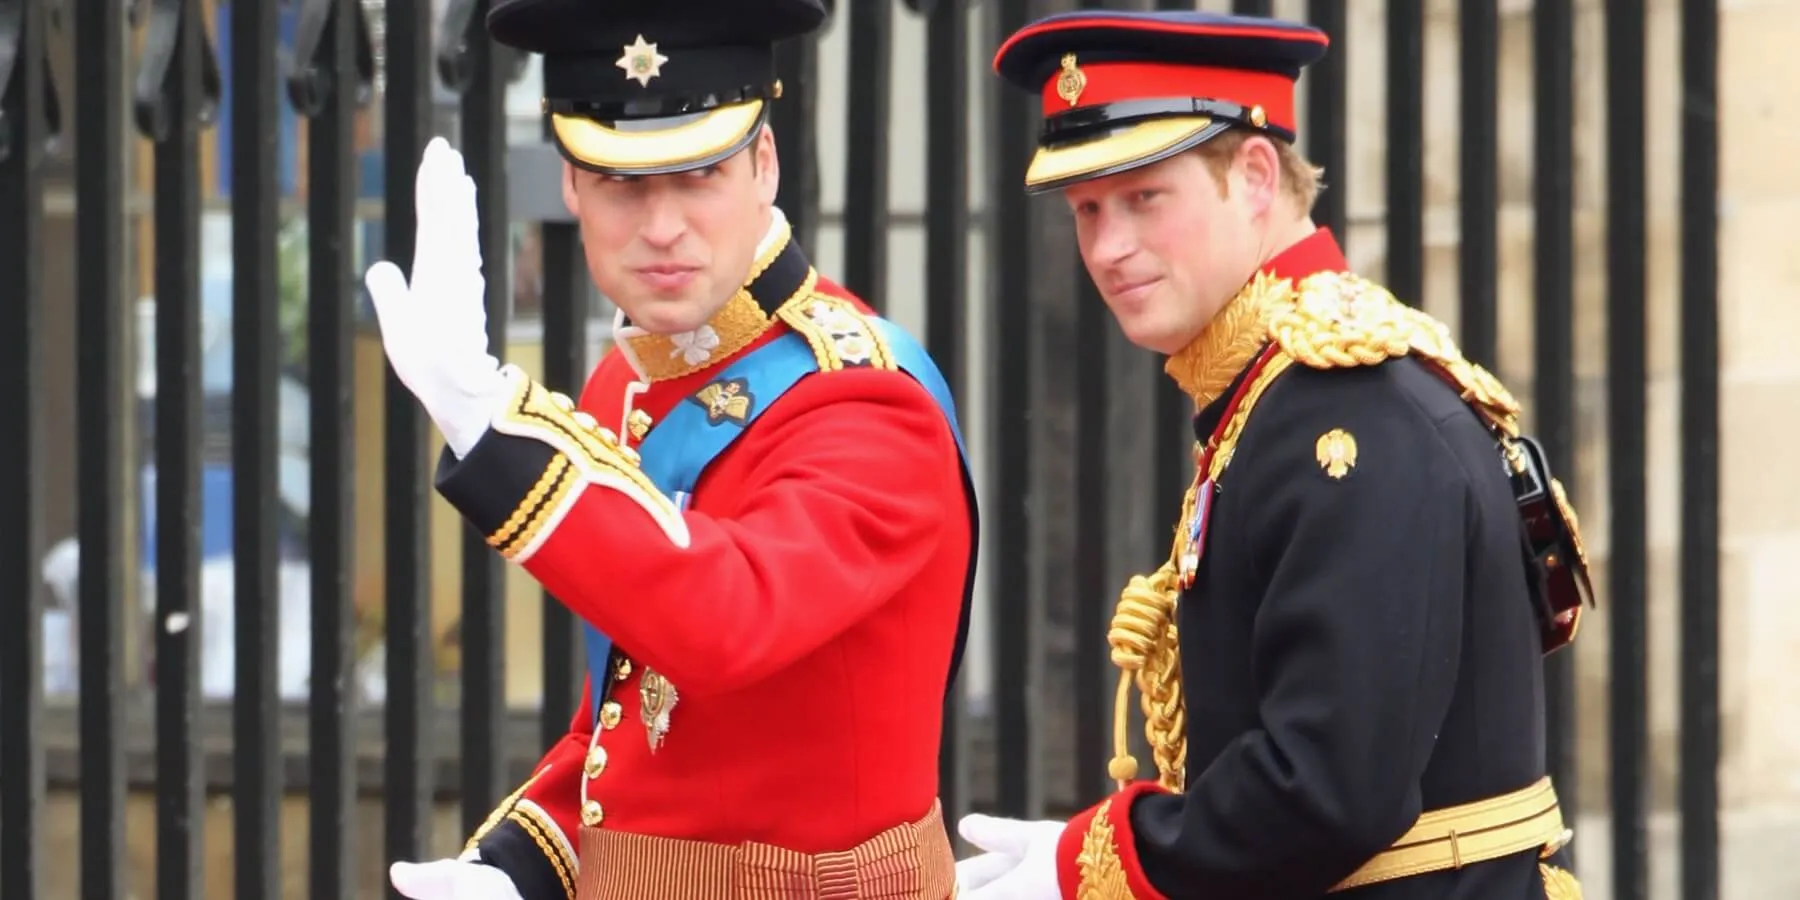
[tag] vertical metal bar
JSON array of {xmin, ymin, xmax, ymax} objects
[
  {"xmin": 1231, "ymin": 0, "xmax": 1273, "ymax": 16},
  {"xmin": 384, "ymin": 0, "xmax": 436, "ymax": 873},
  {"xmin": 989, "ymin": 0, "xmax": 1039, "ymax": 819},
  {"xmin": 1071, "ymin": 287, "xmax": 1111, "ymax": 805},
  {"xmin": 0, "ymin": 0, "xmax": 47, "ymax": 893},
  {"xmin": 1069, "ymin": 0, "xmax": 1114, "ymax": 807},
  {"xmin": 230, "ymin": 0, "xmax": 284, "ymax": 893},
  {"xmin": 1384, "ymin": 0, "xmax": 1423, "ymax": 304},
  {"xmin": 1151, "ymin": 0, "xmax": 1195, "ymax": 663},
  {"xmin": 1677, "ymin": 4, "xmax": 1720, "ymax": 897},
  {"xmin": 1605, "ymin": 2, "xmax": 1649, "ymax": 896},
  {"xmin": 459, "ymin": 0, "xmax": 509, "ymax": 833},
  {"xmin": 1458, "ymin": 0, "xmax": 1498, "ymax": 368},
  {"xmin": 73, "ymin": 0, "xmax": 128, "ymax": 894},
  {"xmin": 1303, "ymin": 0, "xmax": 1347, "ymax": 242},
  {"xmin": 771, "ymin": 38, "xmax": 820, "ymax": 252},
  {"xmin": 1531, "ymin": 0, "xmax": 1579, "ymax": 834},
  {"xmin": 296, "ymin": 0, "xmax": 362, "ymax": 891},
  {"xmin": 922, "ymin": 0, "xmax": 971, "ymax": 825},
  {"xmin": 538, "ymin": 120, "xmax": 588, "ymax": 749},
  {"xmin": 841, "ymin": 0, "xmax": 891, "ymax": 309},
  {"xmin": 136, "ymin": 0, "xmax": 210, "ymax": 894}
]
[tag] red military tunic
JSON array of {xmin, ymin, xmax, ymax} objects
[{"xmin": 436, "ymin": 215, "xmax": 975, "ymax": 900}]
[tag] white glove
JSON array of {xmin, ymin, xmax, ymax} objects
[
  {"xmin": 389, "ymin": 857, "xmax": 524, "ymax": 900},
  {"xmin": 364, "ymin": 136, "xmax": 511, "ymax": 458},
  {"xmin": 956, "ymin": 850, "xmax": 1024, "ymax": 892},
  {"xmin": 956, "ymin": 813, "xmax": 1067, "ymax": 900}
]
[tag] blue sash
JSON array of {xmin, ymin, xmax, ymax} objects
[{"xmin": 581, "ymin": 319, "xmax": 970, "ymax": 721}]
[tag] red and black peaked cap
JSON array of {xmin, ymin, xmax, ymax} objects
[
  {"xmin": 992, "ymin": 10, "xmax": 1329, "ymax": 194},
  {"xmin": 486, "ymin": 0, "xmax": 828, "ymax": 176}
]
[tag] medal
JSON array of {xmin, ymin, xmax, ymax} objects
[
  {"xmin": 1176, "ymin": 479, "xmax": 1214, "ymax": 590},
  {"xmin": 639, "ymin": 669, "xmax": 678, "ymax": 752}
]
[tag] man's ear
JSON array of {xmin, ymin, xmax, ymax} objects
[
  {"xmin": 753, "ymin": 125, "xmax": 780, "ymax": 206},
  {"xmin": 561, "ymin": 161, "xmax": 580, "ymax": 218},
  {"xmin": 1235, "ymin": 135, "xmax": 1282, "ymax": 219}
]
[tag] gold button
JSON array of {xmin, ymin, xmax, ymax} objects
[
  {"xmin": 627, "ymin": 409, "xmax": 653, "ymax": 440},
  {"xmin": 600, "ymin": 701, "xmax": 622, "ymax": 729},
  {"xmin": 613, "ymin": 659, "xmax": 633, "ymax": 681},
  {"xmin": 581, "ymin": 800, "xmax": 605, "ymax": 827},
  {"xmin": 584, "ymin": 745, "xmax": 608, "ymax": 779},
  {"xmin": 572, "ymin": 410, "xmax": 600, "ymax": 431}
]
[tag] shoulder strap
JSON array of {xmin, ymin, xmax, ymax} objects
[{"xmin": 636, "ymin": 331, "xmax": 824, "ymax": 496}]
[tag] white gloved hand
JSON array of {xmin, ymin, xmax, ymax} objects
[
  {"xmin": 364, "ymin": 136, "xmax": 510, "ymax": 458},
  {"xmin": 389, "ymin": 857, "xmax": 524, "ymax": 900},
  {"xmin": 956, "ymin": 813, "xmax": 1067, "ymax": 900},
  {"xmin": 956, "ymin": 850, "xmax": 1024, "ymax": 892}
]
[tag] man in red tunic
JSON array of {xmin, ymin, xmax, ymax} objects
[
  {"xmin": 954, "ymin": 9, "xmax": 1592, "ymax": 900},
  {"xmin": 364, "ymin": 1, "xmax": 978, "ymax": 897}
]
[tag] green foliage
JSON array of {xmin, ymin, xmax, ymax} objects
[{"xmin": 276, "ymin": 214, "xmax": 309, "ymax": 377}]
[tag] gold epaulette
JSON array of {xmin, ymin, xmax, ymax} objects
[
  {"xmin": 776, "ymin": 291, "xmax": 900, "ymax": 373},
  {"xmin": 1268, "ymin": 271, "xmax": 1524, "ymax": 437}
]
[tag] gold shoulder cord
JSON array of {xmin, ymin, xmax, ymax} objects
[{"xmin": 1103, "ymin": 272, "xmax": 1528, "ymax": 793}]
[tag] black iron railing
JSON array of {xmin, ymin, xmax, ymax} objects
[{"xmin": 0, "ymin": 1, "xmax": 1725, "ymax": 898}]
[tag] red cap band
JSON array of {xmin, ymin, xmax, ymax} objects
[{"xmin": 1041, "ymin": 61, "xmax": 1296, "ymax": 132}]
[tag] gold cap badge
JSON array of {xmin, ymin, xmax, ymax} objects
[
  {"xmin": 1315, "ymin": 428, "xmax": 1358, "ymax": 479},
  {"xmin": 616, "ymin": 34, "xmax": 669, "ymax": 87},
  {"xmin": 1056, "ymin": 52, "xmax": 1086, "ymax": 106}
]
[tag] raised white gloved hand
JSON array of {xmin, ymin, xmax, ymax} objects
[
  {"xmin": 364, "ymin": 136, "xmax": 510, "ymax": 459},
  {"xmin": 389, "ymin": 857, "xmax": 524, "ymax": 900},
  {"xmin": 955, "ymin": 813, "xmax": 1067, "ymax": 900}
]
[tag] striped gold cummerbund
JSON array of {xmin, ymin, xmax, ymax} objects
[{"xmin": 576, "ymin": 802, "xmax": 956, "ymax": 900}]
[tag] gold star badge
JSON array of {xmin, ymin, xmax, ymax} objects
[
  {"xmin": 616, "ymin": 34, "xmax": 668, "ymax": 87},
  {"xmin": 1314, "ymin": 428, "xmax": 1358, "ymax": 479}
]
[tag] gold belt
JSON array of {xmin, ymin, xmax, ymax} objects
[
  {"xmin": 576, "ymin": 802, "xmax": 955, "ymax": 900},
  {"xmin": 1331, "ymin": 777, "xmax": 1571, "ymax": 892}
]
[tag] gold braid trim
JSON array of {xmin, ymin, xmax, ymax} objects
[
  {"xmin": 489, "ymin": 368, "xmax": 691, "ymax": 556},
  {"xmin": 464, "ymin": 765, "xmax": 549, "ymax": 853},
  {"xmin": 775, "ymin": 287, "xmax": 897, "ymax": 372},
  {"xmin": 1075, "ymin": 799, "xmax": 1134, "ymax": 900},
  {"xmin": 1107, "ymin": 560, "xmax": 1186, "ymax": 790},
  {"xmin": 622, "ymin": 217, "xmax": 792, "ymax": 382},
  {"xmin": 1162, "ymin": 271, "xmax": 1292, "ymax": 408},
  {"xmin": 508, "ymin": 802, "xmax": 579, "ymax": 900},
  {"xmin": 1540, "ymin": 864, "xmax": 1583, "ymax": 900},
  {"xmin": 1106, "ymin": 350, "xmax": 1295, "ymax": 792}
]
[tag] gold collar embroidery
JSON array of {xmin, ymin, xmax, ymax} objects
[
  {"xmin": 1162, "ymin": 271, "xmax": 1294, "ymax": 409},
  {"xmin": 621, "ymin": 217, "xmax": 813, "ymax": 382}
]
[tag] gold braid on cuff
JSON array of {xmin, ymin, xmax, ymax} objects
[{"xmin": 487, "ymin": 367, "xmax": 690, "ymax": 561}]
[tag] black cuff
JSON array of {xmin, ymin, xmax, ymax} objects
[
  {"xmin": 435, "ymin": 431, "xmax": 573, "ymax": 559},
  {"xmin": 474, "ymin": 816, "xmax": 577, "ymax": 900}
]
